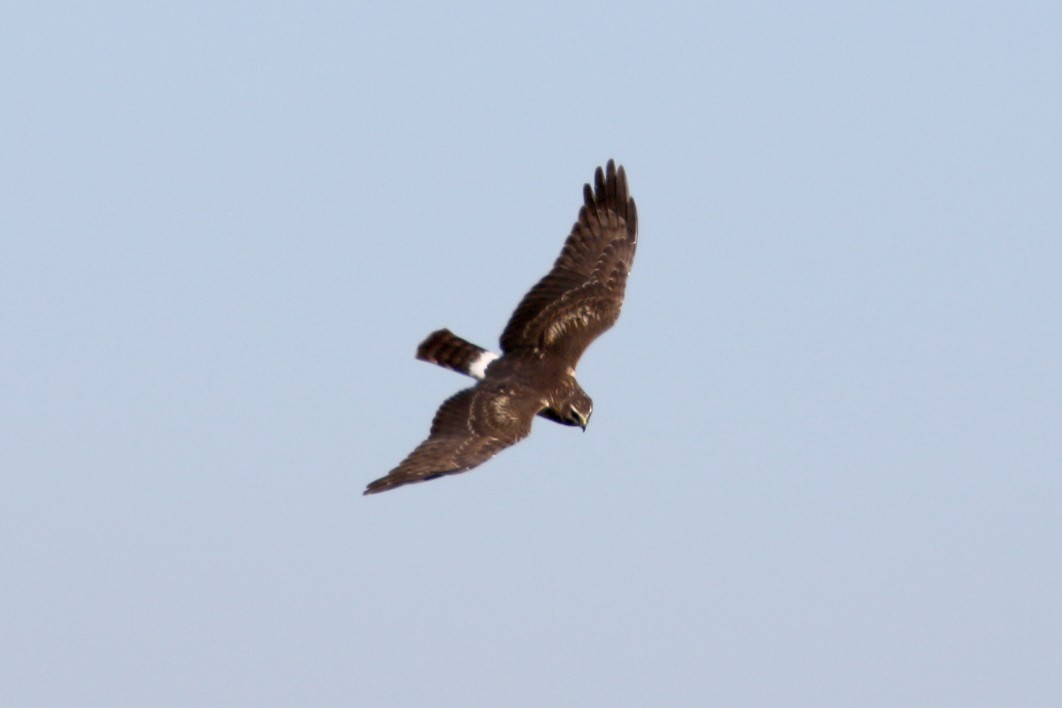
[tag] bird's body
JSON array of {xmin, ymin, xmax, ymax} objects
[{"xmin": 364, "ymin": 160, "xmax": 637, "ymax": 495}]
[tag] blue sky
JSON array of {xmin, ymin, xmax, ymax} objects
[{"xmin": 3, "ymin": 3, "xmax": 1061, "ymax": 706}]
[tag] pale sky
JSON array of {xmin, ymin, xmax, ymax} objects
[{"xmin": 3, "ymin": 3, "xmax": 1061, "ymax": 706}]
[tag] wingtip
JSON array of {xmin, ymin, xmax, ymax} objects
[
  {"xmin": 586, "ymin": 159, "xmax": 633, "ymax": 223},
  {"xmin": 363, "ymin": 475, "xmax": 396, "ymax": 495}
]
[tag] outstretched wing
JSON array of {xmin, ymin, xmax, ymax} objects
[
  {"xmin": 363, "ymin": 383, "xmax": 541, "ymax": 495},
  {"xmin": 499, "ymin": 159, "xmax": 638, "ymax": 366}
]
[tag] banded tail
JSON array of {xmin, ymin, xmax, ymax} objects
[{"xmin": 416, "ymin": 328, "xmax": 499, "ymax": 380}]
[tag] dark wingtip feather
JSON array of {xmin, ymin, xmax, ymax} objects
[
  {"xmin": 363, "ymin": 469, "xmax": 426, "ymax": 495},
  {"xmin": 363, "ymin": 477, "xmax": 391, "ymax": 495},
  {"xmin": 604, "ymin": 159, "xmax": 617, "ymax": 205},
  {"xmin": 627, "ymin": 195, "xmax": 638, "ymax": 239},
  {"xmin": 586, "ymin": 159, "xmax": 632, "ymax": 217}
]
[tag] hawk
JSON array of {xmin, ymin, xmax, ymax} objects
[{"xmin": 364, "ymin": 160, "xmax": 638, "ymax": 495}]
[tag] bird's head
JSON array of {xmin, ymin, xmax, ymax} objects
[{"xmin": 559, "ymin": 388, "xmax": 593, "ymax": 432}]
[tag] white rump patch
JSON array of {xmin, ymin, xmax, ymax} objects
[{"xmin": 468, "ymin": 350, "xmax": 499, "ymax": 380}]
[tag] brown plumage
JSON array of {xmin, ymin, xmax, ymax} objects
[
  {"xmin": 415, "ymin": 328, "xmax": 491, "ymax": 379},
  {"xmin": 364, "ymin": 160, "xmax": 638, "ymax": 495}
]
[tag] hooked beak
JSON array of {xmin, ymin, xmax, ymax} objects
[{"xmin": 576, "ymin": 411, "xmax": 590, "ymax": 432}]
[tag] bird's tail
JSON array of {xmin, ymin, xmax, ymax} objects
[{"xmin": 416, "ymin": 328, "xmax": 498, "ymax": 380}]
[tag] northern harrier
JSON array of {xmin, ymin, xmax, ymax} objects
[{"xmin": 364, "ymin": 160, "xmax": 638, "ymax": 494}]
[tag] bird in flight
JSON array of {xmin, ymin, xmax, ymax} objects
[{"xmin": 364, "ymin": 160, "xmax": 638, "ymax": 495}]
